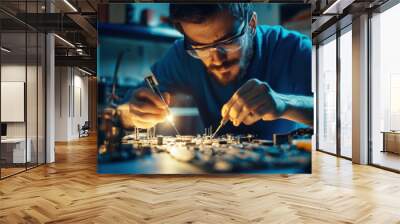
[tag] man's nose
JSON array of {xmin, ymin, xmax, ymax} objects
[{"xmin": 209, "ymin": 47, "xmax": 227, "ymax": 66}]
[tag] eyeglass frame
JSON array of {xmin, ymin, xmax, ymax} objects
[{"xmin": 182, "ymin": 15, "xmax": 253, "ymax": 58}]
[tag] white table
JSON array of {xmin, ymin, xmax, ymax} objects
[{"xmin": 1, "ymin": 138, "xmax": 31, "ymax": 163}]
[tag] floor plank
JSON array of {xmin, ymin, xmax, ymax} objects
[{"xmin": 0, "ymin": 135, "xmax": 400, "ymax": 224}]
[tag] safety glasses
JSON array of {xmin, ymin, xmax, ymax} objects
[{"xmin": 183, "ymin": 19, "xmax": 249, "ymax": 59}]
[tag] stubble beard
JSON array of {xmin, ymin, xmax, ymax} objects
[{"xmin": 207, "ymin": 35, "xmax": 254, "ymax": 86}]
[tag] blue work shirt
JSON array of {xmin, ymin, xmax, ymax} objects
[{"xmin": 148, "ymin": 25, "xmax": 312, "ymax": 140}]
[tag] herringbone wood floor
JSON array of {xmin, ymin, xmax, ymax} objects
[{"xmin": 1, "ymin": 135, "xmax": 400, "ymax": 224}]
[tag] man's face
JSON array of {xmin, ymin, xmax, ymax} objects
[{"xmin": 180, "ymin": 11, "xmax": 254, "ymax": 85}]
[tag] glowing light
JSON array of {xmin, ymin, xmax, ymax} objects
[
  {"xmin": 167, "ymin": 114, "xmax": 174, "ymax": 123},
  {"xmin": 54, "ymin": 34, "xmax": 75, "ymax": 48},
  {"xmin": 169, "ymin": 146, "xmax": 195, "ymax": 162},
  {"xmin": 1, "ymin": 47, "xmax": 11, "ymax": 53},
  {"xmin": 63, "ymin": 0, "xmax": 78, "ymax": 12}
]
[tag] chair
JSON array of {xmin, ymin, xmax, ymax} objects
[{"xmin": 78, "ymin": 121, "xmax": 90, "ymax": 138}]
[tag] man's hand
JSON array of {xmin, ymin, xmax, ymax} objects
[
  {"xmin": 222, "ymin": 79, "xmax": 286, "ymax": 126},
  {"xmin": 222, "ymin": 78, "xmax": 314, "ymax": 127},
  {"xmin": 118, "ymin": 87, "xmax": 171, "ymax": 129}
]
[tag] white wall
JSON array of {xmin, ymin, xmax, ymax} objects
[
  {"xmin": 1, "ymin": 63, "xmax": 46, "ymax": 163},
  {"xmin": 54, "ymin": 67, "xmax": 89, "ymax": 141},
  {"xmin": 1, "ymin": 65, "xmax": 42, "ymax": 138},
  {"xmin": 71, "ymin": 72, "xmax": 89, "ymax": 138},
  {"xmin": 1, "ymin": 65, "xmax": 26, "ymax": 138},
  {"xmin": 54, "ymin": 66, "xmax": 68, "ymax": 141}
]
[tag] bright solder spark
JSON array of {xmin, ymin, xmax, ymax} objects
[
  {"xmin": 166, "ymin": 112, "xmax": 180, "ymax": 135},
  {"xmin": 167, "ymin": 114, "xmax": 174, "ymax": 123}
]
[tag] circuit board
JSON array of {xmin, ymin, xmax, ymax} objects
[{"xmin": 98, "ymin": 134, "xmax": 312, "ymax": 174}]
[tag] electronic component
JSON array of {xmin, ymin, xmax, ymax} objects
[
  {"xmin": 273, "ymin": 133, "xmax": 289, "ymax": 145},
  {"xmin": 157, "ymin": 136, "xmax": 163, "ymax": 145},
  {"xmin": 98, "ymin": 132, "xmax": 312, "ymax": 173}
]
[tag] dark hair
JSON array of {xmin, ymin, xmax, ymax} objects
[{"xmin": 169, "ymin": 3, "xmax": 252, "ymax": 24}]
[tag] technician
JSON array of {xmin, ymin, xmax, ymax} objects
[{"xmin": 118, "ymin": 3, "xmax": 313, "ymax": 139}]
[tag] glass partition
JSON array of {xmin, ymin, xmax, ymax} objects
[
  {"xmin": 339, "ymin": 27, "xmax": 352, "ymax": 158},
  {"xmin": 1, "ymin": 27, "xmax": 28, "ymax": 178},
  {"xmin": 0, "ymin": 1, "xmax": 46, "ymax": 179},
  {"xmin": 317, "ymin": 35, "xmax": 337, "ymax": 155},
  {"xmin": 370, "ymin": 3, "xmax": 400, "ymax": 171}
]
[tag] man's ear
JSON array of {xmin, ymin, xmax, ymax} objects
[{"xmin": 249, "ymin": 12, "xmax": 257, "ymax": 34}]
